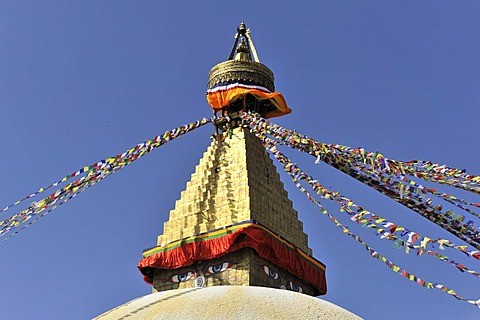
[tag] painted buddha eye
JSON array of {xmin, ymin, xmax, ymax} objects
[
  {"xmin": 205, "ymin": 262, "xmax": 233, "ymax": 274},
  {"xmin": 169, "ymin": 271, "xmax": 195, "ymax": 283},
  {"xmin": 263, "ymin": 265, "xmax": 279, "ymax": 280},
  {"xmin": 288, "ymin": 281, "xmax": 303, "ymax": 293}
]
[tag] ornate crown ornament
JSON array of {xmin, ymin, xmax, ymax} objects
[
  {"xmin": 206, "ymin": 22, "xmax": 291, "ymax": 123},
  {"xmin": 207, "ymin": 21, "xmax": 275, "ymax": 92}
]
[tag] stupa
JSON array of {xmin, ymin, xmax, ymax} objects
[{"xmin": 95, "ymin": 22, "xmax": 360, "ymax": 320}]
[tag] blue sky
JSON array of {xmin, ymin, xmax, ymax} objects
[{"xmin": 1, "ymin": 1, "xmax": 479, "ymax": 319}]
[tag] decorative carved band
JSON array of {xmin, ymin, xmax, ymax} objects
[{"xmin": 207, "ymin": 60, "xmax": 275, "ymax": 92}]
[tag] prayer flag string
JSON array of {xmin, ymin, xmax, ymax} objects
[
  {"xmin": 255, "ymin": 131, "xmax": 480, "ymax": 307},
  {"xmin": 242, "ymin": 113, "xmax": 480, "ymax": 194},
  {"xmin": 256, "ymin": 133, "xmax": 480, "ymax": 279},
  {"xmin": 0, "ymin": 118, "xmax": 211, "ymax": 241},
  {"xmin": 342, "ymin": 161, "xmax": 480, "ymax": 249},
  {"xmin": 1, "ymin": 174, "xmax": 101, "ymax": 242}
]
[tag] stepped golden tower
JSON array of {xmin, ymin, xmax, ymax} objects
[{"xmin": 138, "ymin": 22, "xmax": 326, "ymax": 296}]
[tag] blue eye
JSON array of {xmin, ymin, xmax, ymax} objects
[
  {"xmin": 263, "ymin": 265, "xmax": 279, "ymax": 280},
  {"xmin": 206, "ymin": 262, "xmax": 232, "ymax": 274},
  {"xmin": 288, "ymin": 281, "xmax": 303, "ymax": 293},
  {"xmin": 169, "ymin": 271, "xmax": 195, "ymax": 283}
]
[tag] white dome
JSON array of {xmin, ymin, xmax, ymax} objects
[{"xmin": 94, "ymin": 286, "xmax": 361, "ymax": 320}]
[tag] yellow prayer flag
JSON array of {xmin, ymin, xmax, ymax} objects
[{"xmin": 422, "ymin": 237, "xmax": 431, "ymax": 248}]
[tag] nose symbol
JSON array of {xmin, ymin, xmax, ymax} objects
[{"xmin": 195, "ymin": 275, "xmax": 206, "ymax": 288}]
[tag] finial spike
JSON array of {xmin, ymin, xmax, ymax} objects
[{"xmin": 238, "ymin": 21, "xmax": 247, "ymax": 35}]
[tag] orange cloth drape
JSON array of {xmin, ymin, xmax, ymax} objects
[{"xmin": 206, "ymin": 87, "xmax": 292, "ymax": 119}]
